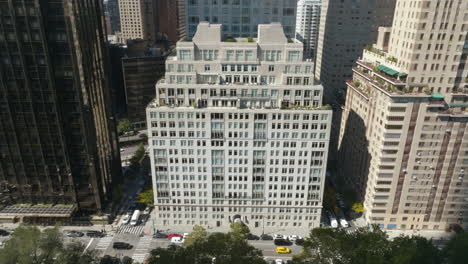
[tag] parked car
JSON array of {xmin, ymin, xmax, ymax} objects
[
  {"xmin": 153, "ymin": 232, "xmax": 168, "ymax": 239},
  {"xmin": 167, "ymin": 233, "xmax": 182, "ymax": 239},
  {"xmin": 260, "ymin": 234, "xmax": 273, "ymax": 240},
  {"xmin": 86, "ymin": 231, "xmax": 104, "ymax": 238},
  {"xmin": 339, "ymin": 218, "xmax": 349, "ymax": 228},
  {"xmin": 287, "ymin": 235, "xmax": 301, "ymax": 241},
  {"xmin": 143, "ymin": 207, "xmax": 152, "ymax": 215},
  {"xmin": 167, "ymin": 244, "xmax": 180, "ymax": 250},
  {"xmin": 274, "ymin": 239, "xmax": 292, "ymax": 246},
  {"xmin": 275, "ymin": 246, "xmax": 291, "ymax": 254},
  {"xmin": 0, "ymin": 229, "xmax": 10, "ymax": 236},
  {"xmin": 64, "ymin": 230, "xmax": 84, "ymax": 237},
  {"xmin": 246, "ymin": 233, "xmax": 260, "ymax": 240},
  {"xmin": 121, "ymin": 213, "xmax": 131, "ymax": 225},
  {"xmin": 113, "ymin": 242, "xmax": 133, "ymax": 249},
  {"xmin": 171, "ymin": 236, "xmax": 184, "ymax": 244},
  {"xmin": 295, "ymin": 238, "xmax": 305, "ymax": 246},
  {"xmin": 273, "ymin": 234, "xmax": 285, "ymax": 240},
  {"xmin": 275, "ymin": 260, "xmax": 284, "ymax": 264}
]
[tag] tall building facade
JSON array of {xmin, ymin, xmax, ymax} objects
[
  {"xmin": 315, "ymin": 0, "xmax": 396, "ymax": 163},
  {"xmin": 123, "ymin": 40, "xmax": 170, "ymax": 128},
  {"xmin": 105, "ymin": 0, "xmax": 121, "ymax": 34},
  {"xmin": 295, "ymin": 0, "xmax": 321, "ymax": 59},
  {"xmin": 338, "ymin": 0, "xmax": 468, "ymax": 230},
  {"xmin": 158, "ymin": 0, "xmax": 186, "ymax": 44},
  {"xmin": 0, "ymin": 1, "xmax": 120, "ymax": 216},
  {"xmin": 118, "ymin": 0, "xmax": 158, "ymax": 41},
  {"xmin": 148, "ymin": 23, "xmax": 331, "ymax": 234},
  {"xmin": 184, "ymin": 0, "xmax": 298, "ymax": 40},
  {"xmin": 315, "ymin": 0, "xmax": 396, "ymax": 104}
]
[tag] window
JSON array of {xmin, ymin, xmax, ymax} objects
[
  {"xmin": 287, "ymin": 51, "xmax": 300, "ymax": 62},
  {"xmin": 179, "ymin": 50, "xmax": 192, "ymax": 60},
  {"xmin": 205, "ymin": 65, "xmax": 211, "ymax": 71},
  {"xmin": 245, "ymin": 50, "xmax": 254, "ymax": 61},
  {"xmin": 268, "ymin": 65, "xmax": 275, "ymax": 72},
  {"xmin": 226, "ymin": 50, "xmax": 234, "ymax": 61}
]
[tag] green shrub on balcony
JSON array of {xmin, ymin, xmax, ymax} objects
[
  {"xmin": 225, "ymin": 36, "xmax": 236, "ymax": 42},
  {"xmin": 387, "ymin": 56, "xmax": 398, "ymax": 63},
  {"xmin": 247, "ymin": 37, "xmax": 254, "ymax": 43}
]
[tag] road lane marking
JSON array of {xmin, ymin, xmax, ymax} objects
[{"xmin": 83, "ymin": 238, "xmax": 94, "ymax": 253}]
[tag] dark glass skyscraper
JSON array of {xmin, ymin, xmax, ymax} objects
[{"xmin": 0, "ymin": 0, "xmax": 120, "ymax": 216}]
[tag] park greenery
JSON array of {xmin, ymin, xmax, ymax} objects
[
  {"xmin": 1, "ymin": 224, "xmax": 467, "ymax": 264},
  {"xmin": 291, "ymin": 227, "xmax": 468, "ymax": 264},
  {"xmin": 145, "ymin": 223, "xmax": 265, "ymax": 264}
]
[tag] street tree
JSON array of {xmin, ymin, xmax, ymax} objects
[
  {"xmin": 352, "ymin": 202, "xmax": 364, "ymax": 213},
  {"xmin": 146, "ymin": 227, "xmax": 265, "ymax": 264},
  {"xmin": 183, "ymin": 225, "xmax": 209, "ymax": 247},
  {"xmin": 0, "ymin": 225, "xmax": 98, "ymax": 264},
  {"xmin": 444, "ymin": 232, "xmax": 468, "ymax": 264},
  {"xmin": 389, "ymin": 235, "xmax": 442, "ymax": 264},
  {"xmin": 292, "ymin": 227, "xmax": 445, "ymax": 264},
  {"xmin": 117, "ymin": 119, "xmax": 132, "ymax": 135},
  {"xmin": 138, "ymin": 188, "xmax": 154, "ymax": 208},
  {"xmin": 229, "ymin": 222, "xmax": 250, "ymax": 239}
]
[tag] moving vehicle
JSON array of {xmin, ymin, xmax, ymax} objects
[
  {"xmin": 122, "ymin": 213, "xmax": 131, "ymax": 225},
  {"xmin": 113, "ymin": 242, "xmax": 133, "ymax": 249},
  {"xmin": 64, "ymin": 230, "xmax": 84, "ymax": 237},
  {"xmin": 340, "ymin": 218, "xmax": 349, "ymax": 228},
  {"xmin": 274, "ymin": 239, "xmax": 292, "ymax": 246},
  {"xmin": 260, "ymin": 234, "xmax": 273, "ymax": 240},
  {"xmin": 153, "ymin": 232, "xmax": 168, "ymax": 239},
  {"xmin": 171, "ymin": 236, "xmax": 184, "ymax": 244},
  {"xmin": 86, "ymin": 231, "xmax": 104, "ymax": 238},
  {"xmin": 246, "ymin": 233, "xmax": 260, "ymax": 240},
  {"xmin": 330, "ymin": 217, "xmax": 338, "ymax": 228},
  {"xmin": 168, "ymin": 233, "xmax": 182, "ymax": 239},
  {"xmin": 275, "ymin": 247, "xmax": 291, "ymax": 254},
  {"xmin": 130, "ymin": 210, "xmax": 141, "ymax": 226}
]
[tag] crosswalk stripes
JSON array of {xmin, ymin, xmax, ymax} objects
[
  {"xmin": 95, "ymin": 236, "xmax": 114, "ymax": 251},
  {"xmin": 132, "ymin": 236, "xmax": 153, "ymax": 263},
  {"xmin": 117, "ymin": 224, "xmax": 145, "ymax": 235}
]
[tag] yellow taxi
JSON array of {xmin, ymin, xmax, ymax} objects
[{"xmin": 275, "ymin": 246, "xmax": 291, "ymax": 254}]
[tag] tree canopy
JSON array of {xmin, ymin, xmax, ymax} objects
[
  {"xmin": 443, "ymin": 232, "xmax": 468, "ymax": 264},
  {"xmin": 292, "ymin": 227, "xmax": 446, "ymax": 264},
  {"xmin": 145, "ymin": 224, "xmax": 265, "ymax": 264},
  {"xmin": 0, "ymin": 225, "xmax": 98, "ymax": 264},
  {"xmin": 117, "ymin": 120, "xmax": 132, "ymax": 135},
  {"xmin": 138, "ymin": 188, "xmax": 154, "ymax": 208}
]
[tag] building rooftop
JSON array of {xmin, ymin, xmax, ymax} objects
[
  {"xmin": 188, "ymin": 22, "xmax": 301, "ymax": 45},
  {"xmin": 0, "ymin": 204, "xmax": 76, "ymax": 217}
]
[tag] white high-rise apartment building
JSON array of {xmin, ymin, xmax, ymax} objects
[
  {"xmin": 338, "ymin": 0, "xmax": 468, "ymax": 231},
  {"xmin": 295, "ymin": 0, "xmax": 321, "ymax": 59},
  {"xmin": 184, "ymin": 0, "xmax": 298, "ymax": 40},
  {"xmin": 147, "ymin": 22, "xmax": 332, "ymax": 234},
  {"xmin": 118, "ymin": 0, "xmax": 157, "ymax": 41}
]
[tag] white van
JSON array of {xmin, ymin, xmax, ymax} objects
[
  {"xmin": 330, "ymin": 217, "xmax": 338, "ymax": 228},
  {"xmin": 339, "ymin": 218, "xmax": 349, "ymax": 228},
  {"xmin": 130, "ymin": 210, "xmax": 141, "ymax": 226}
]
